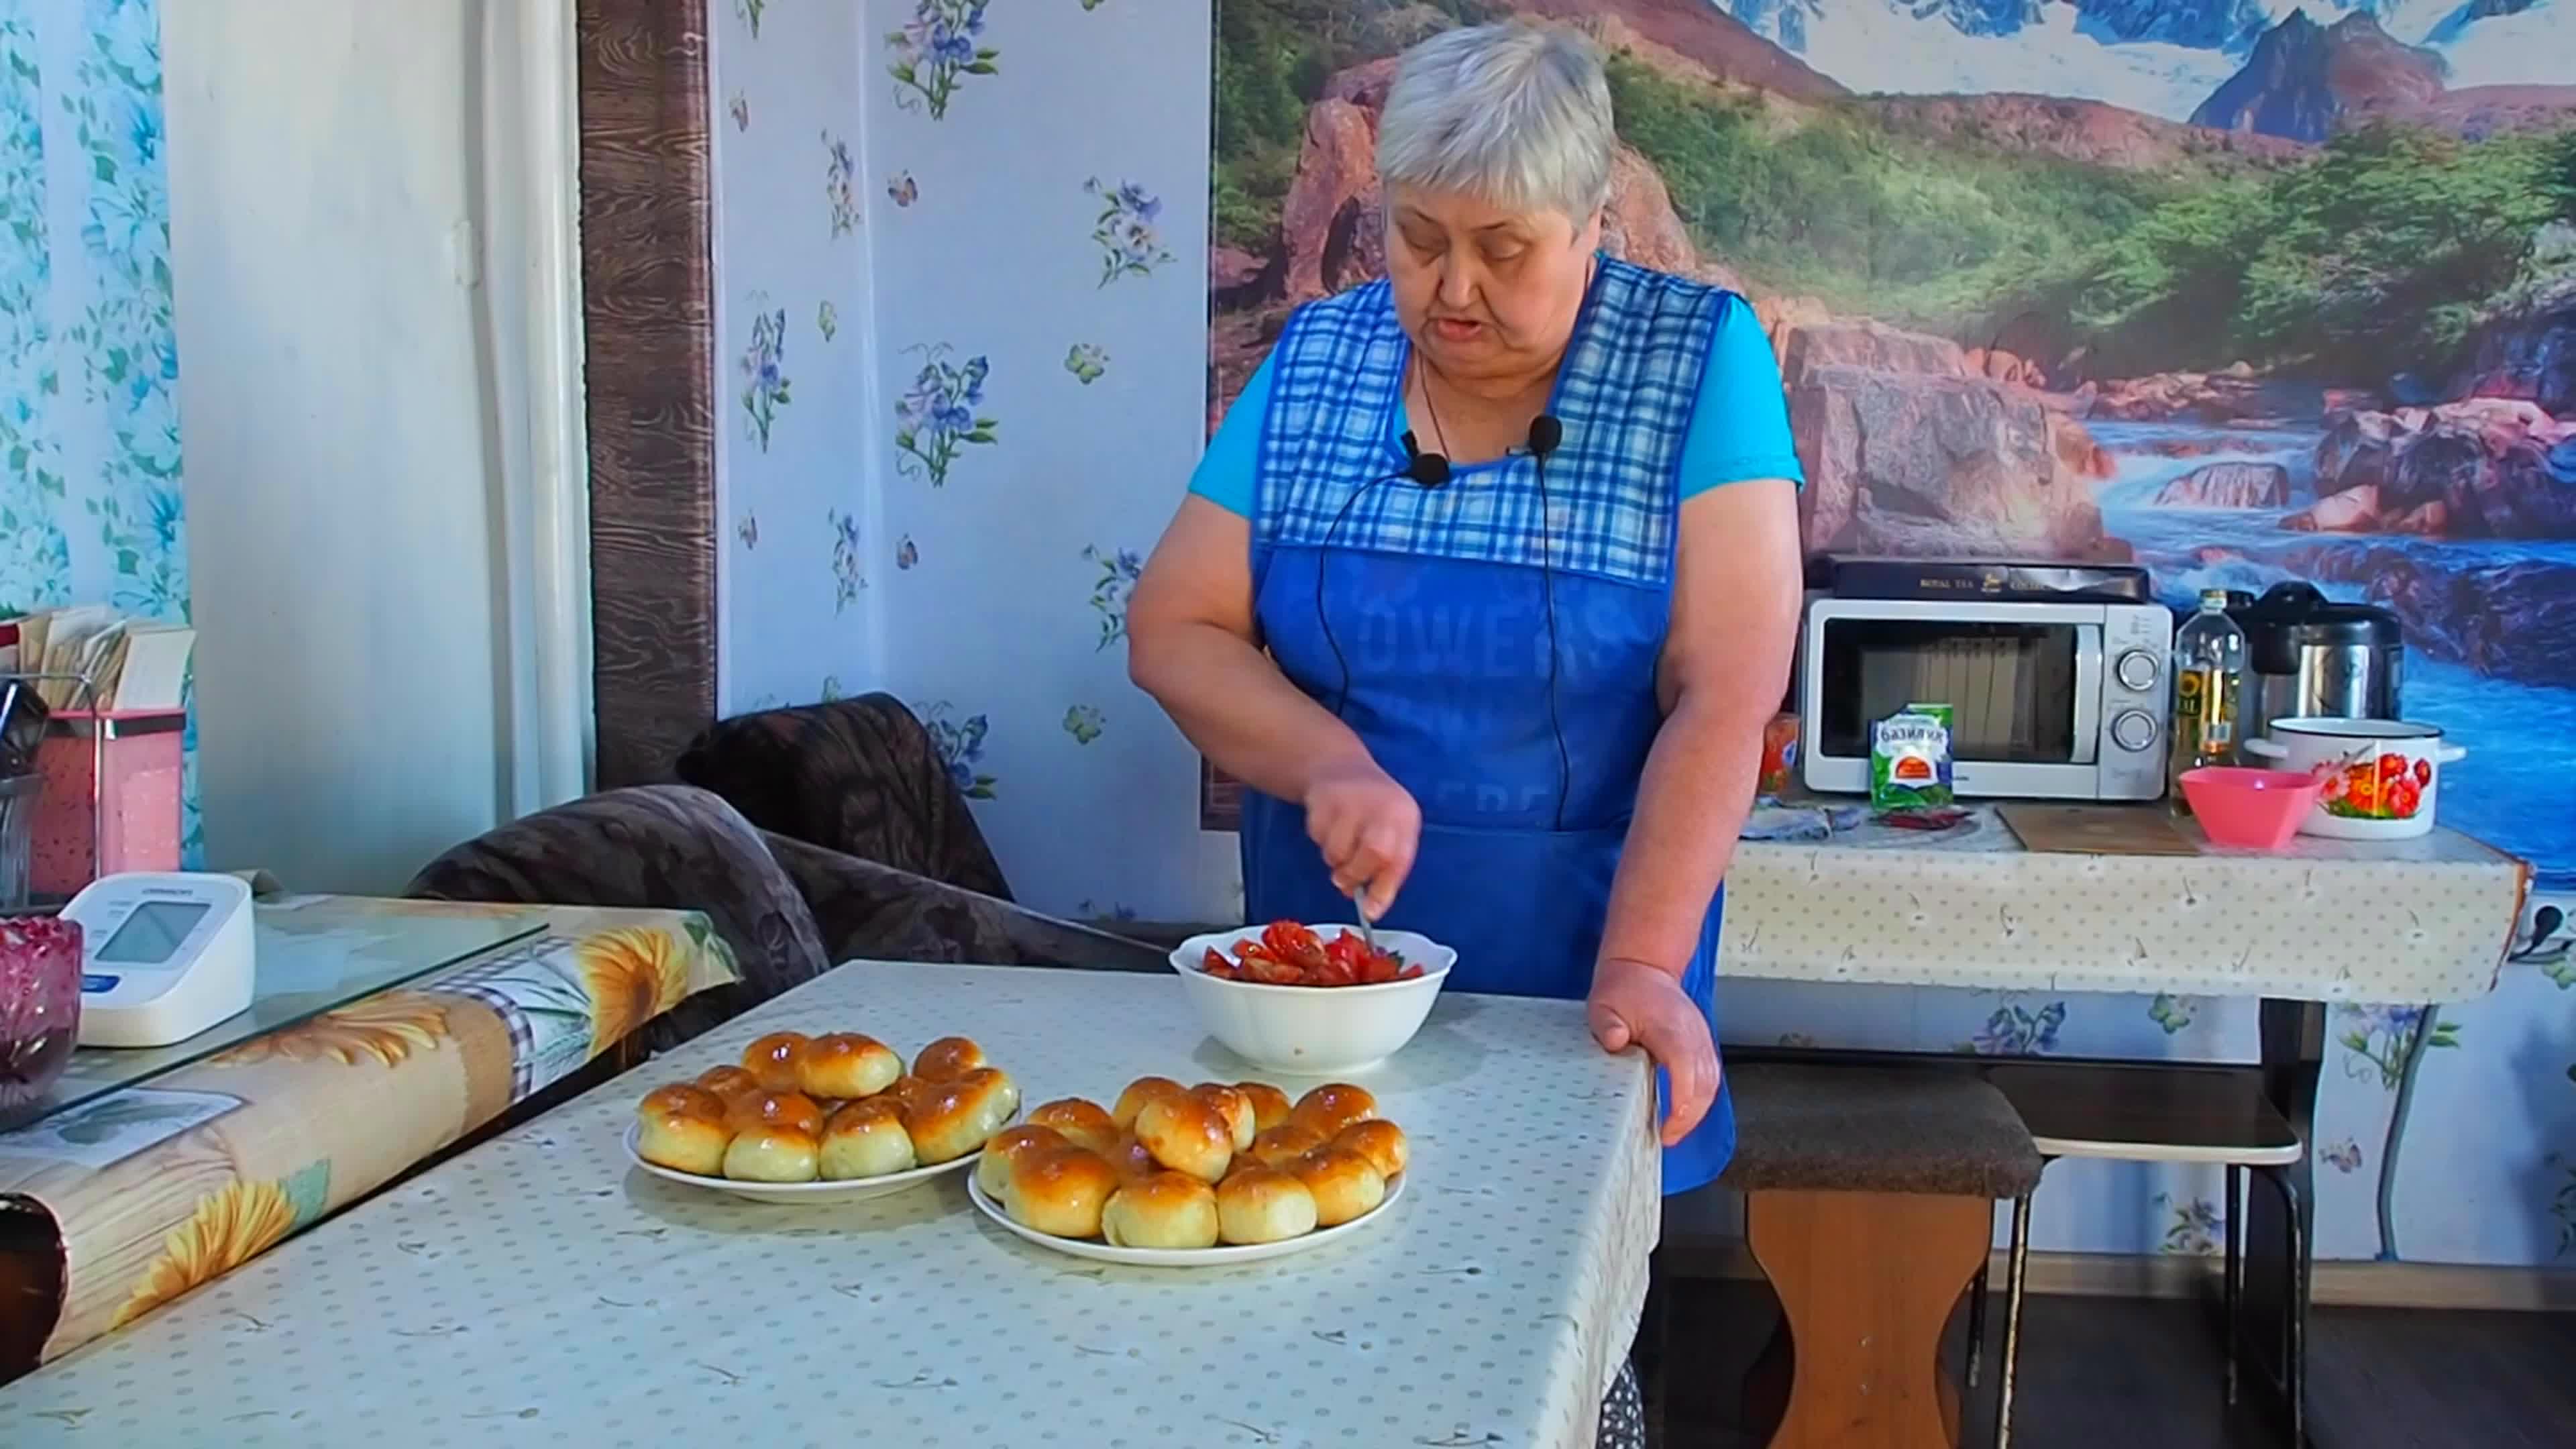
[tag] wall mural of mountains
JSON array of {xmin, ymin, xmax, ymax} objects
[{"xmin": 1208, "ymin": 0, "xmax": 2576, "ymax": 894}]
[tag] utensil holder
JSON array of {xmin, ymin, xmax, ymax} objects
[{"xmin": 32, "ymin": 710, "xmax": 184, "ymax": 898}]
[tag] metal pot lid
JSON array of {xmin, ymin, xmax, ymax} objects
[
  {"xmin": 2231, "ymin": 582, "xmax": 2403, "ymax": 672},
  {"xmin": 2264, "ymin": 716, "xmax": 2442, "ymax": 741}
]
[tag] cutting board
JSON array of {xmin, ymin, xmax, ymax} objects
[{"xmin": 1998, "ymin": 803, "xmax": 2200, "ymax": 857}]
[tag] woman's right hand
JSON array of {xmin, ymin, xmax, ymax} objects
[{"xmin": 1302, "ymin": 759, "xmax": 1421, "ymax": 920}]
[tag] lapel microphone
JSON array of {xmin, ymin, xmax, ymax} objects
[{"xmin": 1398, "ymin": 431, "xmax": 1452, "ymax": 488}]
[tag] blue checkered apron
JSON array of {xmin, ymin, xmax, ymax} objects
[{"xmin": 1242, "ymin": 258, "xmax": 1739, "ymax": 1193}]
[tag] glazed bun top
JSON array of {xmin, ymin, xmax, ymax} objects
[
  {"xmin": 692, "ymin": 1065, "xmax": 763, "ymax": 1104},
  {"xmin": 1334, "ymin": 1119, "xmax": 1410, "ymax": 1181},
  {"xmin": 1232, "ymin": 1081, "xmax": 1294, "ymax": 1134},
  {"xmin": 1190, "ymin": 1084, "xmax": 1257, "ymax": 1152},
  {"xmin": 1027, "ymin": 1098, "xmax": 1122, "ymax": 1157},
  {"xmin": 727, "ymin": 1089, "xmax": 825, "ymax": 1138},
  {"xmin": 912, "ymin": 1036, "xmax": 987, "ymax": 1083},
  {"xmin": 1113, "ymin": 1076, "xmax": 1190, "ymax": 1130},
  {"xmin": 1289, "ymin": 1083, "xmax": 1377, "ymax": 1137},
  {"xmin": 638, "ymin": 1083, "xmax": 727, "ymax": 1122},
  {"xmin": 742, "ymin": 1031, "xmax": 812, "ymax": 1093},
  {"xmin": 799, "ymin": 1032, "xmax": 902, "ymax": 1099}
]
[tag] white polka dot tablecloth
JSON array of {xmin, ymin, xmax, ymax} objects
[
  {"xmin": 0, "ymin": 963, "xmax": 1659, "ymax": 1449},
  {"xmin": 1722, "ymin": 812, "xmax": 2527, "ymax": 1002}
]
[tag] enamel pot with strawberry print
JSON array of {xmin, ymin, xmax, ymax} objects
[{"xmin": 2243, "ymin": 717, "xmax": 2465, "ymax": 841}]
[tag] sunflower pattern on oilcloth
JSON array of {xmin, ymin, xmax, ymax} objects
[
  {"xmin": 578, "ymin": 927, "xmax": 692, "ymax": 1057},
  {"xmin": 205, "ymin": 993, "xmax": 452, "ymax": 1069},
  {"xmin": 111, "ymin": 1162, "xmax": 328, "ymax": 1330}
]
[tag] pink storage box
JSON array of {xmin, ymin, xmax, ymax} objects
[{"xmin": 32, "ymin": 710, "xmax": 184, "ymax": 896}]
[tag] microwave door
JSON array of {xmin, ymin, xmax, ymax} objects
[{"xmin": 2068, "ymin": 625, "xmax": 2102, "ymax": 765}]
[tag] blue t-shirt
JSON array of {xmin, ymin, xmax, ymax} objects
[{"xmin": 1191, "ymin": 290, "xmax": 1803, "ymax": 513}]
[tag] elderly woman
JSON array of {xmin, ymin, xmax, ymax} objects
[{"xmin": 1130, "ymin": 21, "xmax": 1801, "ymax": 1442}]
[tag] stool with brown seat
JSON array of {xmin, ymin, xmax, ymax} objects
[{"xmin": 1721, "ymin": 1063, "xmax": 2045, "ymax": 1449}]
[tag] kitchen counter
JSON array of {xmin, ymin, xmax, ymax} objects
[
  {"xmin": 1719, "ymin": 806, "xmax": 2527, "ymax": 1002},
  {"xmin": 0, "ymin": 961, "xmax": 1659, "ymax": 1449}
]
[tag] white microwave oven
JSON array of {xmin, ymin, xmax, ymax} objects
[{"xmin": 1798, "ymin": 596, "xmax": 2172, "ymax": 801}]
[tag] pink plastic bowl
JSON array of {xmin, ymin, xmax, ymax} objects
[{"xmin": 2182, "ymin": 767, "xmax": 2322, "ymax": 851}]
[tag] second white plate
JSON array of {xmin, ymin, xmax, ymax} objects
[
  {"xmin": 623, "ymin": 1122, "xmax": 982, "ymax": 1203},
  {"xmin": 967, "ymin": 1171, "xmax": 1405, "ymax": 1266}
]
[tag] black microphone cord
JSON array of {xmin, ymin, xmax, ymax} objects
[
  {"xmin": 1526, "ymin": 416, "xmax": 1570, "ymax": 833},
  {"xmin": 1317, "ymin": 440, "xmax": 1450, "ymax": 720}
]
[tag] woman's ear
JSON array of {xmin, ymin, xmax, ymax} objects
[{"xmin": 1576, "ymin": 207, "xmax": 1605, "ymax": 253}]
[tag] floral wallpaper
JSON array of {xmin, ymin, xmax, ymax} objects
[
  {"xmin": 703, "ymin": 0, "xmax": 2571, "ymax": 1269},
  {"xmin": 709, "ymin": 0, "xmax": 883, "ymax": 716},
  {"xmin": 0, "ymin": 0, "xmax": 195, "ymax": 859}
]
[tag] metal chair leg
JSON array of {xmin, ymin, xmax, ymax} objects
[
  {"xmin": 2250, "ymin": 1165, "xmax": 2309, "ymax": 1447},
  {"xmin": 1966, "ymin": 1261, "xmax": 1990, "ymax": 1389},
  {"xmin": 2224, "ymin": 1163, "xmax": 2244, "ymax": 1406},
  {"xmin": 1993, "ymin": 1193, "xmax": 2031, "ymax": 1449}
]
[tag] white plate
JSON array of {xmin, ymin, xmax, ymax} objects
[
  {"xmin": 622, "ymin": 1122, "xmax": 983, "ymax": 1203},
  {"xmin": 966, "ymin": 1171, "xmax": 1406, "ymax": 1267}
]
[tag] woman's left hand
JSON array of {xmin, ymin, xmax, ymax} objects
[{"xmin": 1586, "ymin": 957, "xmax": 1719, "ymax": 1146}]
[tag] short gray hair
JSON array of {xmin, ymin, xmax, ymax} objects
[{"xmin": 1376, "ymin": 22, "xmax": 1615, "ymax": 221}]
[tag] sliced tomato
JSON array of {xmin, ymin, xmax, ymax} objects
[
  {"xmin": 1356, "ymin": 951, "xmax": 1399, "ymax": 985},
  {"xmin": 1242, "ymin": 953, "xmax": 1305, "ymax": 985},
  {"xmin": 1398, "ymin": 963, "xmax": 1425, "ymax": 979}
]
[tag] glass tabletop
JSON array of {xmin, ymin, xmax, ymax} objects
[{"xmin": 15, "ymin": 896, "xmax": 543, "ymax": 1127}]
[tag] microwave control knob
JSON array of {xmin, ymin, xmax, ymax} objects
[
  {"xmin": 2110, "ymin": 710, "xmax": 2159, "ymax": 753},
  {"xmin": 2114, "ymin": 649, "xmax": 2160, "ymax": 692}
]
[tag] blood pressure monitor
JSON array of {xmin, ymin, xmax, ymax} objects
[{"xmin": 64, "ymin": 872, "xmax": 258, "ymax": 1048}]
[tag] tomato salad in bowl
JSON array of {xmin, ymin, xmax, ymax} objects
[
  {"xmin": 1198, "ymin": 921, "xmax": 1430, "ymax": 988},
  {"xmin": 1170, "ymin": 923, "xmax": 1456, "ymax": 1075}
]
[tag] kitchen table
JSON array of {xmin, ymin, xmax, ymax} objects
[
  {"xmin": 1715, "ymin": 806, "xmax": 2529, "ymax": 1446},
  {"xmin": 0, "ymin": 961, "xmax": 1660, "ymax": 1449}
]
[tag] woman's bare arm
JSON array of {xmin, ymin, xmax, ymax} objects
[
  {"xmin": 1126, "ymin": 496, "xmax": 1371, "ymax": 802},
  {"xmin": 1597, "ymin": 478, "xmax": 1803, "ymax": 977}
]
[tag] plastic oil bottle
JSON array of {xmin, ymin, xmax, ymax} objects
[{"xmin": 2168, "ymin": 589, "xmax": 2248, "ymax": 813}]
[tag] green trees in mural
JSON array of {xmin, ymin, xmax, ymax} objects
[{"xmin": 2078, "ymin": 125, "xmax": 2576, "ymax": 381}]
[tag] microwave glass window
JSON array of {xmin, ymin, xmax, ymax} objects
[{"xmin": 1818, "ymin": 621, "xmax": 2080, "ymax": 764}]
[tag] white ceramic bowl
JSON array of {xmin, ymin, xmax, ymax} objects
[{"xmin": 1168, "ymin": 926, "xmax": 1456, "ymax": 1075}]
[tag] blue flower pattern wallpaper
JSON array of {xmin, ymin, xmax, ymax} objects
[
  {"xmin": 0, "ymin": 0, "xmax": 193, "ymax": 860},
  {"xmin": 707, "ymin": 0, "xmax": 2572, "ymax": 1266}
]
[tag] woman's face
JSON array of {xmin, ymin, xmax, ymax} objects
[{"xmin": 1385, "ymin": 186, "xmax": 1601, "ymax": 384}]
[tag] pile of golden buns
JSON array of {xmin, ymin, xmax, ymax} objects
[
  {"xmin": 978, "ymin": 1077, "xmax": 1409, "ymax": 1249},
  {"xmin": 633, "ymin": 1031, "xmax": 1019, "ymax": 1183}
]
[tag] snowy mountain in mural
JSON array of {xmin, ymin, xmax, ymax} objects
[{"xmin": 1721, "ymin": 0, "xmax": 2568, "ymax": 120}]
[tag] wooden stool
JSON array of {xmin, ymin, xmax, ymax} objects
[{"xmin": 1723, "ymin": 1063, "xmax": 2043, "ymax": 1449}]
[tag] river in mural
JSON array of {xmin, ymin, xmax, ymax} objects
[{"xmin": 2094, "ymin": 420, "xmax": 2576, "ymax": 888}]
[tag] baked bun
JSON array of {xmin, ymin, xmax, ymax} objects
[
  {"xmin": 727, "ymin": 1089, "xmax": 825, "ymax": 1139},
  {"xmin": 1216, "ymin": 1166, "xmax": 1319, "ymax": 1244},
  {"xmin": 1106, "ymin": 1133, "xmax": 1162, "ymax": 1183},
  {"xmin": 1334, "ymin": 1119, "xmax": 1410, "ymax": 1181},
  {"xmin": 1112, "ymin": 1075, "xmax": 1189, "ymax": 1130},
  {"xmin": 742, "ymin": 1032, "xmax": 812, "ymax": 1093},
  {"xmin": 1234, "ymin": 1081, "xmax": 1294, "ymax": 1133},
  {"xmin": 1102, "ymin": 1171, "xmax": 1222, "ymax": 1250},
  {"xmin": 913, "ymin": 1035, "xmax": 987, "ymax": 1082},
  {"xmin": 799, "ymin": 1033, "xmax": 902, "ymax": 1099},
  {"xmin": 1135, "ymin": 1094, "xmax": 1234, "ymax": 1184},
  {"xmin": 639, "ymin": 1083, "xmax": 727, "ymax": 1121},
  {"xmin": 1006, "ymin": 1148, "xmax": 1120, "ymax": 1239},
  {"xmin": 977, "ymin": 1124, "xmax": 1070, "ymax": 1199},
  {"xmin": 722, "ymin": 1124, "xmax": 821, "ymax": 1183},
  {"xmin": 820, "ymin": 1097, "xmax": 917, "ymax": 1180},
  {"xmin": 1246, "ymin": 1122, "xmax": 1328, "ymax": 1171},
  {"xmin": 1293, "ymin": 1146, "xmax": 1388, "ymax": 1226},
  {"xmin": 1290, "ymin": 1083, "xmax": 1377, "ymax": 1136},
  {"xmin": 905, "ymin": 1066, "xmax": 1018, "ymax": 1163},
  {"xmin": 1191, "ymin": 1084, "xmax": 1257, "ymax": 1151},
  {"xmin": 883, "ymin": 1074, "xmax": 936, "ymax": 1114},
  {"xmin": 635, "ymin": 1089, "xmax": 732, "ymax": 1175},
  {"xmin": 693, "ymin": 1065, "xmax": 764, "ymax": 1106},
  {"xmin": 1026, "ymin": 1098, "xmax": 1121, "ymax": 1157}
]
